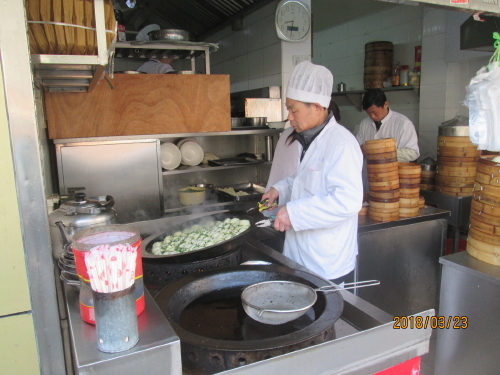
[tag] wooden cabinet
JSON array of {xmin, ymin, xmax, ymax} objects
[{"xmin": 45, "ymin": 74, "xmax": 231, "ymax": 139}]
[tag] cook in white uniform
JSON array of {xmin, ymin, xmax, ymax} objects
[
  {"xmin": 262, "ymin": 62, "xmax": 363, "ymax": 283},
  {"xmin": 137, "ymin": 57, "xmax": 174, "ymax": 74},
  {"xmin": 356, "ymin": 89, "xmax": 419, "ymax": 162}
]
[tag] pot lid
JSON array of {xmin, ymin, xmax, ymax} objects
[
  {"xmin": 420, "ymin": 156, "xmax": 436, "ymax": 165},
  {"xmin": 439, "ymin": 115, "xmax": 470, "ymax": 136},
  {"xmin": 48, "ymin": 193, "xmax": 116, "ymax": 227}
]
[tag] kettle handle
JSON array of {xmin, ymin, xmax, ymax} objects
[
  {"xmin": 100, "ymin": 195, "xmax": 115, "ymax": 212},
  {"xmin": 55, "ymin": 221, "xmax": 72, "ymax": 247}
]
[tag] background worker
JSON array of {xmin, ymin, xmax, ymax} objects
[
  {"xmin": 137, "ymin": 57, "xmax": 174, "ymax": 74},
  {"xmin": 356, "ymin": 89, "xmax": 419, "ymax": 162}
]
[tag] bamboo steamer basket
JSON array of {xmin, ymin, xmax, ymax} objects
[
  {"xmin": 368, "ymin": 210, "xmax": 399, "ymax": 222},
  {"xmin": 399, "ymin": 183, "xmax": 420, "ymax": 189},
  {"xmin": 419, "ymin": 196, "xmax": 425, "ymax": 208},
  {"xmin": 420, "ymin": 177, "xmax": 435, "ymax": 184},
  {"xmin": 437, "ymin": 135, "xmax": 476, "ymax": 147},
  {"xmin": 369, "ymin": 179, "xmax": 400, "ymax": 191},
  {"xmin": 471, "ymin": 199, "xmax": 500, "ymax": 217},
  {"xmin": 469, "ymin": 225, "xmax": 500, "ymax": 246},
  {"xmin": 473, "ymin": 191, "xmax": 500, "ymax": 206},
  {"xmin": 476, "ymin": 156, "xmax": 500, "ymax": 177},
  {"xmin": 471, "ymin": 208, "xmax": 500, "ymax": 226},
  {"xmin": 26, "ymin": 0, "xmax": 116, "ymax": 55},
  {"xmin": 399, "ymin": 177, "xmax": 421, "ymax": 184},
  {"xmin": 434, "ymin": 179, "xmax": 475, "ymax": 188},
  {"xmin": 400, "ymin": 187, "xmax": 420, "ymax": 198},
  {"xmin": 364, "ymin": 42, "xmax": 393, "ymax": 89},
  {"xmin": 438, "ymin": 156, "xmax": 479, "ymax": 163},
  {"xmin": 399, "ymin": 206, "xmax": 419, "ymax": 218},
  {"xmin": 438, "ymin": 161, "xmax": 477, "ymax": 168},
  {"xmin": 367, "ymin": 162, "xmax": 399, "ymax": 173},
  {"xmin": 365, "ymin": 151, "xmax": 397, "ymax": 161},
  {"xmin": 368, "ymin": 171, "xmax": 399, "ymax": 182},
  {"xmin": 469, "ymin": 216, "xmax": 500, "ymax": 235},
  {"xmin": 399, "ymin": 197, "xmax": 419, "ymax": 208},
  {"xmin": 436, "ymin": 166, "xmax": 477, "ymax": 177},
  {"xmin": 398, "ymin": 162, "xmax": 421, "ymax": 174},
  {"xmin": 368, "ymin": 196, "xmax": 400, "ymax": 203},
  {"xmin": 473, "ymin": 183, "xmax": 500, "ymax": 198},
  {"xmin": 437, "ymin": 148, "xmax": 480, "ymax": 158},
  {"xmin": 466, "ymin": 240, "xmax": 500, "ymax": 266},
  {"xmin": 364, "ymin": 138, "xmax": 396, "ymax": 154},
  {"xmin": 366, "ymin": 157, "xmax": 399, "ymax": 165},
  {"xmin": 475, "ymin": 172, "xmax": 500, "ymax": 186},
  {"xmin": 369, "ymin": 189, "xmax": 400, "ymax": 200},
  {"xmin": 368, "ymin": 200, "xmax": 399, "ymax": 211}
]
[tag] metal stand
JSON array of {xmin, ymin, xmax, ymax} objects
[{"xmin": 420, "ymin": 190, "xmax": 472, "ymax": 253}]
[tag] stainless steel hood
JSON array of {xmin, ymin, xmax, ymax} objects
[
  {"xmin": 460, "ymin": 15, "xmax": 500, "ymax": 51},
  {"xmin": 377, "ymin": 0, "xmax": 500, "ymax": 16}
]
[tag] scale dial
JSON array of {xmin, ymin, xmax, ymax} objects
[{"xmin": 275, "ymin": 0, "xmax": 311, "ymax": 42}]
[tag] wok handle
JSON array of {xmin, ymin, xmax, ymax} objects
[{"xmin": 316, "ymin": 280, "xmax": 380, "ymax": 292}]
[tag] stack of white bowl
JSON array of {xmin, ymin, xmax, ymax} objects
[{"xmin": 177, "ymin": 138, "xmax": 204, "ymax": 166}]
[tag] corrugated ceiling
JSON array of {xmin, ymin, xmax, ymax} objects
[{"xmin": 121, "ymin": 0, "xmax": 274, "ymax": 41}]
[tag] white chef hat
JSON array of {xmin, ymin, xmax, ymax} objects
[{"xmin": 286, "ymin": 61, "xmax": 333, "ymax": 108}]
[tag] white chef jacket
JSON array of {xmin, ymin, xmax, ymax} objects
[
  {"xmin": 272, "ymin": 117, "xmax": 363, "ymax": 280},
  {"xmin": 356, "ymin": 109, "xmax": 419, "ymax": 162},
  {"xmin": 137, "ymin": 59, "xmax": 174, "ymax": 74}
]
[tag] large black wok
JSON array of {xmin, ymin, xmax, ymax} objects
[{"xmin": 141, "ymin": 212, "xmax": 255, "ymax": 263}]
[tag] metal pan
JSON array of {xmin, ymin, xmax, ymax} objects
[
  {"xmin": 141, "ymin": 212, "xmax": 255, "ymax": 263},
  {"xmin": 148, "ymin": 29, "xmax": 189, "ymax": 41},
  {"xmin": 241, "ymin": 280, "xmax": 380, "ymax": 325}
]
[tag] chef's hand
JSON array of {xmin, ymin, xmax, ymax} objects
[
  {"xmin": 274, "ymin": 205, "xmax": 292, "ymax": 232},
  {"xmin": 261, "ymin": 187, "xmax": 279, "ymax": 208}
]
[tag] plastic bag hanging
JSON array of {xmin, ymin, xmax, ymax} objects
[{"xmin": 464, "ymin": 32, "xmax": 500, "ymax": 151}]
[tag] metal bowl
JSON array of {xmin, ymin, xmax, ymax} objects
[
  {"xmin": 148, "ymin": 29, "xmax": 189, "ymax": 41},
  {"xmin": 245, "ymin": 117, "xmax": 267, "ymax": 127}
]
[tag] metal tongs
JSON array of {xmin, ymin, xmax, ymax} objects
[
  {"xmin": 246, "ymin": 198, "xmax": 278, "ymax": 214},
  {"xmin": 255, "ymin": 215, "xmax": 276, "ymax": 228}
]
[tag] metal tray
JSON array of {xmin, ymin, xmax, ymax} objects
[
  {"xmin": 208, "ymin": 157, "xmax": 265, "ymax": 166},
  {"xmin": 215, "ymin": 183, "xmax": 266, "ymax": 201}
]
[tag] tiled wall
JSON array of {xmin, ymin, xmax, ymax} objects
[
  {"xmin": 312, "ymin": 5, "xmax": 423, "ymax": 134},
  {"xmin": 207, "ymin": 1, "xmax": 282, "ymax": 93},
  {"xmin": 418, "ymin": 9, "xmax": 490, "ymax": 160}
]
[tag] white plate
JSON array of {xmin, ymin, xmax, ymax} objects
[
  {"xmin": 160, "ymin": 142, "xmax": 182, "ymax": 170},
  {"xmin": 179, "ymin": 140, "xmax": 204, "ymax": 166}
]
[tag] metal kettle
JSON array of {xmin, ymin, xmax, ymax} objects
[{"xmin": 48, "ymin": 192, "xmax": 117, "ymax": 259}]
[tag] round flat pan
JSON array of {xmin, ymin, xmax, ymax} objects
[{"xmin": 141, "ymin": 212, "xmax": 255, "ymax": 263}]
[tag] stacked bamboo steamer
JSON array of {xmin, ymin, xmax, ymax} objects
[
  {"xmin": 435, "ymin": 119, "xmax": 479, "ymax": 196},
  {"xmin": 365, "ymin": 138, "xmax": 400, "ymax": 222},
  {"xmin": 467, "ymin": 156, "xmax": 500, "ymax": 266},
  {"xmin": 398, "ymin": 163, "xmax": 421, "ymax": 217},
  {"xmin": 26, "ymin": 0, "xmax": 116, "ymax": 55},
  {"xmin": 364, "ymin": 42, "xmax": 393, "ymax": 89}
]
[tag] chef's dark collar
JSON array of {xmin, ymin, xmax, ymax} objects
[
  {"xmin": 374, "ymin": 108, "xmax": 390, "ymax": 131},
  {"xmin": 295, "ymin": 110, "xmax": 333, "ymax": 161}
]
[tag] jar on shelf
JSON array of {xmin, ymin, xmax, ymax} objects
[
  {"xmin": 409, "ymin": 70, "xmax": 420, "ymax": 87},
  {"xmin": 392, "ymin": 61, "xmax": 401, "ymax": 87},
  {"xmin": 400, "ymin": 65, "xmax": 409, "ymax": 86}
]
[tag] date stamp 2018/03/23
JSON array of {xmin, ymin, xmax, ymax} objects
[{"xmin": 393, "ymin": 316, "xmax": 468, "ymax": 329}]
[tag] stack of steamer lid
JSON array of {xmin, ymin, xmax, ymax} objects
[
  {"xmin": 365, "ymin": 138, "xmax": 400, "ymax": 222},
  {"xmin": 419, "ymin": 157, "xmax": 437, "ymax": 191},
  {"xmin": 435, "ymin": 117, "xmax": 479, "ymax": 197},
  {"xmin": 364, "ymin": 41, "xmax": 393, "ymax": 89},
  {"xmin": 468, "ymin": 155, "xmax": 500, "ymax": 266},
  {"xmin": 398, "ymin": 162, "xmax": 421, "ymax": 217}
]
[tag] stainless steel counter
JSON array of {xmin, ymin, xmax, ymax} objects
[
  {"xmin": 63, "ymin": 212, "xmax": 433, "ymax": 375},
  {"xmin": 435, "ymin": 252, "xmax": 500, "ymax": 375},
  {"xmin": 356, "ymin": 207, "xmax": 449, "ymax": 316}
]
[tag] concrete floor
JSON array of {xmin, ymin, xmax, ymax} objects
[{"xmin": 420, "ymin": 330, "xmax": 437, "ymax": 375}]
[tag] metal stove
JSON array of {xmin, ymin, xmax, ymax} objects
[{"xmin": 62, "ymin": 212, "xmax": 433, "ymax": 375}]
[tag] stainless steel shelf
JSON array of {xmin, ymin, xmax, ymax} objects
[
  {"xmin": 162, "ymin": 162, "xmax": 271, "ymax": 176},
  {"xmin": 332, "ymin": 86, "xmax": 419, "ymax": 111},
  {"xmin": 53, "ymin": 129, "xmax": 283, "ymax": 144},
  {"xmin": 114, "ymin": 41, "xmax": 219, "ymax": 74}
]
